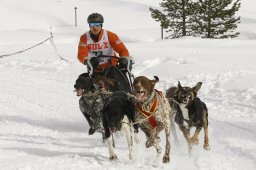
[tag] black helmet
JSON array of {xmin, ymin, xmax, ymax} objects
[{"xmin": 87, "ymin": 13, "xmax": 104, "ymax": 23}]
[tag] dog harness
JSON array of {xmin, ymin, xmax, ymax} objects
[{"xmin": 136, "ymin": 89, "xmax": 164, "ymax": 128}]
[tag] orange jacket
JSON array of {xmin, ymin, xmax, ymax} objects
[{"xmin": 77, "ymin": 29, "xmax": 129, "ymax": 68}]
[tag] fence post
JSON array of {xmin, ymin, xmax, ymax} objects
[
  {"xmin": 161, "ymin": 25, "xmax": 163, "ymax": 40},
  {"xmin": 74, "ymin": 7, "xmax": 77, "ymax": 27}
]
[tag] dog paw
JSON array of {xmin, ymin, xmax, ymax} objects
[
  {"xmin": 110, "ymin": 155, "xmax": 117, "ymax": 160},
  {"xmin": 88, "ymin": 128, "xmax": 96, "ymax": 135},
  {"xmin": 203, "ymin": 144, "xmax": 210, "ymax": 150},
  {"xmin": 163, "ymin": 155, "xmax": 170, "ymax": 163},
  {"xmin": 190, "ymin": 137, "xmax": 199, "ymax": 145}
]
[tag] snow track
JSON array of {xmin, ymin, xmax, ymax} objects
[
  {"xmin": 1, "ymin": 0, "xmax": 256, "ymax": 169},
  {"xmin": 2, "ymin": 54, "xmax": 256, "ymax": 169}
]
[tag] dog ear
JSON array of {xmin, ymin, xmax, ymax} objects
[
  {"xmin": 178, "ymin": 81, "xmax": 182, "ymax": 90},
  {"xmin": 153, "ymin": 76, "xmax": 159, "ymax": 82},
  {"xmin": 193, "ymin": 82, "xmax": 202, "ymax": 93},
  {"xmin": 165, "ymin": 86, "xmax": 179, "ymax": 99},
  {"xmin": 92, "ymin": 76, "xmax": 103, "ymax": 85},
  {"xmin": 107, "ymin": 78, "xmax": 116, "ymax": 87},
  {"xmin": 150, "ymin": 76, "xmax": 159, "ymax": 86}
]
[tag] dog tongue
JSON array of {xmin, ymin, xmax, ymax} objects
[
  {"xmin": 135, "ymin": 92, "xmax": 145, "ymax": 101},
  {"xmin": 74, "ymin": 89, "xmax": 83, "ymax": 96}
]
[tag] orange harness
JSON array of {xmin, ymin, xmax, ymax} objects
[
  {"xmin": 137, "ymin": 89, "xmax": 163, "ymax": 128},
  {"xmin": 137, "ymin": 98, "xmax": 158, "ymax": 128}
]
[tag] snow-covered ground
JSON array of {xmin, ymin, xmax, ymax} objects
[{"xmin": 0, "ymin": 0, "xmax": 256, "ymax": 169}]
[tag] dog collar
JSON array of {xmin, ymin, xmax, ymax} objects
[
  {"xmin": 140, "ymin": 90, "xmax": 155, "ymax": 105},
  {"xmin": 82, "ymin": 91, "xmax": 98, "ymax": 97}
]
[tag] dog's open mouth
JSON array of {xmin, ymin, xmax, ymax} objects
[
  {"xmin": 73, "ymin": 89, "xmax": 84, "ymax": 96},
  {"xmin": 134, "ymin": 90, "xmax": 146, "ymax": 101},
  {"xmin": 182, "ymin": 96, "xmax": 191, "ymax": 105}
]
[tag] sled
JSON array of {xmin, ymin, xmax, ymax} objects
[{"xmin": 88, "ymin": 55, "xmax": 134, "ymax": 93}]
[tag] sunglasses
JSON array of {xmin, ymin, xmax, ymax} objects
[{"xmin": 89, "ymin": 23, "xmax": 102, "ymax": 27}]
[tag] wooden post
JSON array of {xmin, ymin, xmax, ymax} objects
[
  {"xmin": 161, "ymin": 25, "xmax": 163, "ymax": 39},
  {"xmin": 74, "ymin": 7, "xmax": 77, "ymax": 27}
]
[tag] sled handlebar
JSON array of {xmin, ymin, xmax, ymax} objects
[
  {"xmin": 97, "ymin": 55, "xmax": 120, "ymax": 60},
  {"xmin": 87, "ymin": 55, "xmax": 134, "ymax": 77}
]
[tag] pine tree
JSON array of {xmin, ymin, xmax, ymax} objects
[
  {"xmin": 192, "ymin": 0, "xmax": 241, "ymax": 38},
  {"xmin": 149, "ymin": 0, "xmax": 194, "ymax": 38}
]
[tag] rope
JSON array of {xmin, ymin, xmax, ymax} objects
[
  {"xmin": 166, "ymin": 97, "xmax": 180, "ymax": 105},
  {"xmin": 129, "ymin": 93, "xmax": 177, "ymax": 126},
  {"xmin": 130, "ymin": 93, "xmax": 162, "ymax": 126},
  {"xmin": 0, "ymin": 37, "xmax": 51, "ymax": 58},
  {"xmin": 130, "ymin": 103, "xmax": 162, "ymax": 126},
  {"xmin": 82, "ymin": 89, "xmax": 112, "ymax": 98},
  {"xmin": 166, "ymin": 97, "xmax": 191, "ymax": 121},
  {"xmin": 49, "ymin": 35, "xmax": 73, "ymax": 63},
  {"xmin": 0, "ymin": 29, "xmax": 73, "ymax": 63},
  {"xmin": 82, "ymin": 91, "xmax": 99, "ymax": 97},
  {"xmin": 129, "ymin": 116, "xmax": 152, "ymax": 126}
]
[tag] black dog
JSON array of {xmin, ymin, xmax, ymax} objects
[
  {"xmin": 102, "ymin": 91, "xmax": 139, "ymax": 160},
  {"xmin": 166, "ymin": 81, "xmax": 210, "ymax": 153},
  {"xmin": 74, "ymin": 73, "xmax": 106, "ymax": 135}
]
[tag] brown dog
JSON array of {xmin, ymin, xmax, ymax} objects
[
  {"xmin": 133, "ymin": 75, "xmax": 173, "ymax": 163},
  {"xmin": 166, "ymin": 81, "xmax": 210, "ymax": 154},
  {"xmin": 94, "ymin": 76, "xmax": 115, "ymax": 93}
]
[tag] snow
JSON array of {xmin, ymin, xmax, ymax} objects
[{"xmin": 0, "ymin": 0, "xmax": 256, "ymax": 169}]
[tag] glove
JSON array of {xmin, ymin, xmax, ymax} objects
[
  {"xmin": 89, "ymin": 57, "xmax": 100, "ymax": 69},
  {"xmin": 83, "ymin": 58, "xmax": 88, "ymax": 65},
  {"xmin": 119, "ymin": 57, "xmax": 132, "ymax": 72}
]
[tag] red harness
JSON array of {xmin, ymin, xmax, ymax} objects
[{"xmin": 137, "ymin": 89, "xmax": 164, "ymax": 128}]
